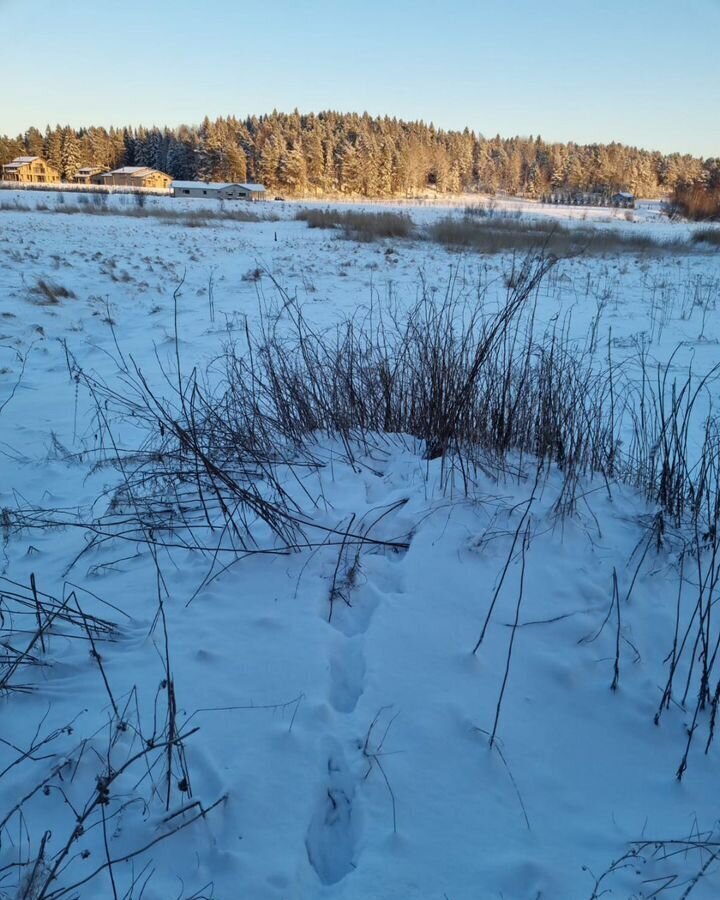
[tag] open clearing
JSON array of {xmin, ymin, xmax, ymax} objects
[{"xmin": 1, "ymin": 191, "xmax": 720, "ymax": 899}]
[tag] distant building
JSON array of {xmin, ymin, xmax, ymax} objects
[
  {"xmin": 172, "ymin": 181, "xmax": 244, "ymax": 200},
  {"xmin": 238, "ymin": 183, "xmax": 266, "ymax": 201},
  {"xmin": 74, "ymin": 166, "xmax": 108, "ymax": 184},
  {"xmin": 171, "ymin": 181, "xmax": 267, "ymax": 201},
  {"xmin": 97, "ymin": 167, "xmax": 172, "ymax": 189},
  {"xmin": 1, "ymin": 156, "xmax": 60, "ymax": 184},
  {"xmin": 545, "ymin": 188, "xmax": 636, "ymax": 209}
]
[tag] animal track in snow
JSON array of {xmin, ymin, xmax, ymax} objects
[
  {"xmin": 329, "ymin": 582, "xmax": 381, "ymax": 637},
  {"xmin": 328, "ymin": 639, "xmax": 366, "ymax": 713},
  {"xmin": 305, "ymin": 741, "xmax": 360, "ymax": 885}
]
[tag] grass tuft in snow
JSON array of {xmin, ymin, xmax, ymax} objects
[
  {"xmin": 0, "ymin": 200, "xmax": 274, "ymax": 226},
  {"xmin": 428, "ymin": 214, "xmax": 689, "ymax": 255},
  {"xmin": 691, "ymin": 227, "xmax": 720, "ymax": 247},
  {"xmin": 296, "ymin": 204, "xmax": 696, "ymax": 254},
  {"xmin": 295, "ymin": 207, "xmax": 415, "ymax": 241},
  {"xmin": 0, "ymin": 575, "xmax": 224, "ymax": 899},
  {"xmin": 47, "ymin": 252, "xmax": 720, "ymax": 785},
  {"xmin": 26, "ymin": 278, "xmax": 77, "ymax": 305}
]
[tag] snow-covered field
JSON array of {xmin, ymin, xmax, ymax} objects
[{"xmin": 1, "ymin": 191, "xmax": 720, "ymax": 899}]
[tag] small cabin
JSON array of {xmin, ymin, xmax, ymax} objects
[
  {"xmin": 1, "ymin": 156, "xmax": 60, "ymax": 184},
  {"xmin": 97, "ymin": 167, "xmax": 172, "ymax": 189},
  {"xmin": 611, "ymin": 191, "xmax": 635, "ymax": 207}
]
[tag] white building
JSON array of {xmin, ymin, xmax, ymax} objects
[{"xmin": 171, "ymin": 181, "xmax": 267, "ymax": 201}]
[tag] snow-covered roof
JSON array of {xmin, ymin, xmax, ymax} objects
[
  {"xmin": 108, "ymin": 166, "xmax": 148, "ymax": 175},
  {"xmin": 171, "ymin": 181, "xmax": 237, "ymax": 191},
  {"xmin": 2, "ymin": 156, "xmax": 40, "ymax": 169},
  {"xmin": 101, "ymin": 166, "xmax": 165, "ymax": 178},
  {"xmin": 172, "ymin": 181, "xmax": 267, "ymax": 193},
  {"xmin": 614, "ymin": 191, "xmax": 634, "ymax": 199}
]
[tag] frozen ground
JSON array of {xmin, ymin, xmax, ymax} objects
[{"xmin": 1, "ymin": 191, "xmax": 720, "ymax": 899}]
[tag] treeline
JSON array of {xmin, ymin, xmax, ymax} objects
[{"xmin": 1, "ymin": 111, "xmax": 718, "ymax": 204}]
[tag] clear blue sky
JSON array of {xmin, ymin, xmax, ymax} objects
[{"xmin": 1, "ymin": 0, "xmax": 718, "ymax": 157}]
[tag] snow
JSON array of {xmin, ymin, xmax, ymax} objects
[
  {"xmin": 1, "ymin": 190, "xmax": 720, "ymax": 898},
  {"xmin": 103, "ymin": 166, "xmax": 151, "ymax": 174}
]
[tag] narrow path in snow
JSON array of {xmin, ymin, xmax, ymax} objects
[{"xmin": 305, "ymin": 497, "xmax": 410, "ymax": 886}]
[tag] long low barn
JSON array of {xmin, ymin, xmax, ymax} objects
[{"xmin": 171, "ymin": 181, "xmax": 266, "ymax": 201}]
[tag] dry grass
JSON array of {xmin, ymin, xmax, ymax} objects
[
  {"xmin": 295, "ymin": 208, "xmax": 414, "ymax": 241},
  {"xmin": 295, "ymin": 205, "xmax": 694, "ymax": 255},
  {"xmin": 427, "ymin": 215, "xmax": 688, "ymax": 256},
  {"xmin": 691, "ymin": 227, "xmax": 720, "ymax": 247},
  {"xmin": 0, "ymin": 575, "xmax": 224, "ymax": 900},
  {"xmin": 0, "ymin": 199, "xmax": 273, "ymax": 225},
  {"xmin": 51, "ymin": 253, "xmax": 720, "ymax": 795},
  {"xmin": 672, "ymin": 186, "xmax": 720, "ymax": 221},
  {"xmin": 27, "ymin": 278, "xmax": 76, "ymax": 305}
]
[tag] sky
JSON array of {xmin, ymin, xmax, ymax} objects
[{"xmin": 1, "ymin": 0, "xmax": 719, "ymax": 157}]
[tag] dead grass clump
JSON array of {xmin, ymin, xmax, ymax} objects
[
  {"xmin": 428, "ymin": 215, "xmax": 685, "ymax": 256},
  {"xmin": 672, "ymin": 186, "xmax": 720, "ymax": 221},
  {"xmin": 295, "ymin": 206, "xmax": 690, "ymax": 255},
  {"xmin": 27, "ymin": 278, "xmax": 76, "ymax": 305},
  {"xmin": 0, "ymin": 201, "xmax": 273, "ymax": 225},
  {"xmin": 61, "ymin": 253, "xmax": 720, "ymax": 781},
  {"xmin": 296, "ymin": 208, "xmax": 414, "ymax": 241},
  {"xmin": 154, "ymin": 207, "xmax": 268, "ymax": 226},
  {"xmin": 295, "ymin": 208, "xmax": 340, "ymax": 229},
  {"xmin": 691, "ymin": 227, "xmax": 720, "ymax": 247},
  {"xmin": 0, "ymin": 574, "xmax": 224, "ymax": 899},
  {"xmin": 464, "ymin": 203, "xmax": 522, "ymax": 220},
  {"xmin": 71, "ymin": 250, "xmax": 720, "ymax": 543}
]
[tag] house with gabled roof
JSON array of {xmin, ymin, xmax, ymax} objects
[
  {"xmin": 74, "ymin": 166, "xmax": 109, "ymax": 184},
  {"xmin": 97, "ymin": 166, "xmax": 172, "ymax": 189},
  {"xmin": 1, "ymin": 156, "xmax": 61, "ymax": 184},
  {"xmin": 238, "ymin": 183, "xmax": 266, "ymax": 201}
]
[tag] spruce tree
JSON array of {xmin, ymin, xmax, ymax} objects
[
  {"xmin": 278, "ymin": 144, "xmax": 307, "ymax": 194},
  {"xmin": 60, "ymin": 127, "xmax": 81, "ymax": 180}
]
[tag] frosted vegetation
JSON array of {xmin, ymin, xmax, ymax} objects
[
  {"xmin": 1, "ymin": 193, "xmax": 720, "ymax": 898},
  {"xmin": 2, "ymin": 112, "xmax": 719, "ymax": 217}
]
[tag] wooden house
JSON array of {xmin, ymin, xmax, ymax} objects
[
  {"xmin": 74, "ymin": 166, "xmax": 108, "ymax": 184},
  {"xmin": 1, "ymin": 156, "xmax": 60, "ymax": 184},
  {"xmin": 97, "ymin": 167, "xmax": 172, "ymax": 189}
]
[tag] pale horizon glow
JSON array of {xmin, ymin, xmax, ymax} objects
[{"xmin": 1, "ymin": 0, "xmax": 719, "ymax": 158}]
